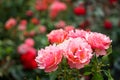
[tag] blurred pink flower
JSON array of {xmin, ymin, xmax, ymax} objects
[
  {"xmin": 55, "ymin": 20, "xmax": 66, "ymax": 28},
  {"xmin": 64, "ymin": 25, "xmax": 75, "ymax": 32},
  {"xmin": 5, "ymin": 18, "xmax": 17, "ymax": 30},
  {"xmin": 35, "ymin": 0, "xmax": 48, "ymax": 11},
  {"xmin": 47, "ymin": 29, "xmax": 68, "ymax": 44},
  {"xmin": 58, "ymin": 38, "xmax": 92, "ymax": 69},
  {"xmin": 29, "ymin": 30, "xmax": 36, "ymax": 37},
  {"xmin": 49, "ymin": 1, "xmax": 67, "ymax": 19},
  {"xmin": 86, "ymin": 32, "xmax": 112, "ymax": 56},
  {"xmin": 39, "ymin": 26, "xmax": 46, "ymax": 33},
  {"xmin": 26, "ymin": 10, "xmax": 33, "ymax": 16},
  {"xmin": 25, "ymin": 38, "xmax": 35, "ymax": 47},
  {"xmin": 18, "ymin": 20, "xmax": 27, "ymax": 31},
  {"xmin": 17, "ymin": 43, "xmax": 30, "ymax": 54},
  {"xmin": 35, "ymin": 44, "xmax": 63, "ymax": 72}
]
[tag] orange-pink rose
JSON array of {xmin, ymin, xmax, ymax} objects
[
  {"xmin": 35, "ymin": 44, "xmax": 63, "ymax": 72},
  {"xmin": 47, "ymin": 29, "xmax": 68, "ymax": 44},
  {"xmin": 58, "ymin": 38, "xmax": 93, "ymax": 69},
  {"xmin": 86, "ymin": 32, "xmax": 112, "ymax": 56}
]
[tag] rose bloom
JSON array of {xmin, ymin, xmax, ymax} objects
[
  {"xmin": 25, "ymin": 38, "xmax": 35, "ymax": 47},
  {"xmin": 58, "ymin": 38, "xmax": 93, "ymax": 69},
  {"xmin": 86, "ymin": 32, "xmax": 112, "ymax": 56},
  {"xmin": 47, "ymin": 29, "xmax": 68, "ymax": 44},
  {"xmin": 5, "ymin": 18, "xmax": 17, "ymax": 30},
  {"xmin": 35, "ymin": 44, "xmax": 63, "ymax": 72}
]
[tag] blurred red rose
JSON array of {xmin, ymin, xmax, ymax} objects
[
  {"xmin": 18, "ymin": 20, "xmax": 27, "ymax": 31},
  {"xmin": 74, "ymin": 6, "xmax": 86, "ymax": 16},
  {"xmin": 109, "ymin": 0, "xmax": 118, "ymax": 5},
  {"xmin": 20, "ymin": 48, "xmax": 37, "ymax": 69},
  {"xmin": 104, "ymin": 20, "xmax": 112, "ymax": 29},
  {"xmin": 35, "ymin": 0, "xmax": 48, "ymax": 11},
  {"xmin": 26, "ymin": 10, "xmax": 33, "ymax": 17},
  {"xmin": 31, "ymin": 18, "xmax": 39, "ymax": 25}
]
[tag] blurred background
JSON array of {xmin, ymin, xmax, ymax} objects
[{"xmin": 0, "ymin": 0, "xmax": 120, "ymax": 80}]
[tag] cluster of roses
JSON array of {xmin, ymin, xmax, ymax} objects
[
  {"xmin": 35, "ymin": 29, "xmax": 112, "ymax": 72},
  {"xmin": 18, "ymin": 38, "xmax": 37, "ymax": 69},
  {"xmin": 5, "ymin": 17, "xmax": 46, "ymax": 37}
]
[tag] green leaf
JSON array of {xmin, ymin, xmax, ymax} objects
[
  {"xmin": 103, "ymin": 70, "xmax": 113, "ymax": 80},
  {"xmin": 84, "ymin": 72, "xmax": 92, "ymax": 76},
  {"xmin": 102, "ymin": 46, "xmax": 112, "ymax": 62},
  {"xmin": 107, "ymin": 46, "xmax": 112, "ymax": 55},
  {"xmin": 92, "ymin": 73, "xmax": 103, "ymax": 80},
  {"xmin": 36, "ymin": 76, "xmax": 41, "ymax": 80},
  {"xmin": 49, "ymin": 71, "xmax": 58, "ymax": 80}
]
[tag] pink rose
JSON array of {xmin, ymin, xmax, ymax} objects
[
  {"xmin": 25, "ymin": 38, "xmax": 35, "ymax": 47},
  {"xmin": 86, "ymin": 32, "xmax": 112, "ymax": 56},
  {"xmin": 58, "ymin": 38, "xmax": 93, "ymax": 69},
  {"xmin": 35, "ymin": 44, "xmax": 63, "ymax": 72},
  {"xmin": 47, "ymin": 29, "xmax": 68, "ymax": 44}
]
